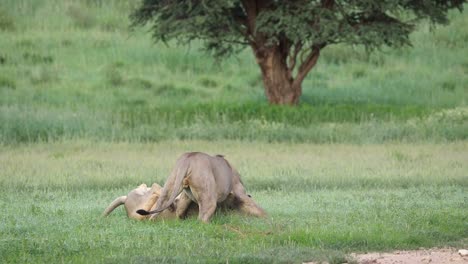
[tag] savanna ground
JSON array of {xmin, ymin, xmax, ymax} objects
[
  {"xmin": 0, "ymin": 0, "xmax": 467, "ymax": 263},
  {"xmin": 1, "ymin": 141, "xmax": 467, "ymax": 263}
]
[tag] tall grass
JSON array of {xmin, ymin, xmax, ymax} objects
[
  {"xmin": 0, "ymin": 0, "xmax": 467, "ymax": 143},
  {"xmin": 1, "ymin": 104, "xmax": 466, "ymax": 143}
]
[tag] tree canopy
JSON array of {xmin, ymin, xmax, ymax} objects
[{"xmin": 131, "ymin": 0, "xmax": 466, "ymax": 104}]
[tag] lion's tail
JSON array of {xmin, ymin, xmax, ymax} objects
[
  {"xmin": 102, "ymin": 196, "xmax": 127, "ymax": 217},
  {"xmin": 137, "ymin": 158, "xmax": 190, "ymax": 216}
]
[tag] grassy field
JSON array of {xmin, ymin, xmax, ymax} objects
[{"xmin": 0, "ymin": 141, "xmax": 467, "ymax": 263}]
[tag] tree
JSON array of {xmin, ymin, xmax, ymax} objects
[{"xmin": 131, "ymin": 0, "xmax": 465, "ymax": 105}]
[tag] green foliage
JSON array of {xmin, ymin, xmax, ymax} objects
[
  {"xmin": 0, "ymin": 6, "xmax": 15, "ymax": 31},
  {"xmin": 22, "ymin": 52, "xmax": 54, "ymax": 64},
  {"xmin": 132, "ymin": 0, "xmax": 466, "ymax": 56},
  {"xmin": 131, "ymin": 1, "xmax": 245, "ymax": 57},
  {"xmin": 0, "ymin": 75, "xmax": 16, "ymax": 89}
]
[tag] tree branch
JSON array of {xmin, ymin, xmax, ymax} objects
[
  {"xmin": 293, "ymin": 44, "xmax": 325, "ymax": 88},
  {"xmin": 321, "ymin": 0, "xmax": 335, "ymax": 9},
  {"xmin": 240, "ymin": 0, "xmax": 257, "ymax": 41},
  {"xmin": 220, "ymin": 39, "xmax": 250, "ymax": 45},
  {"xmin": 226, "ymin": 3, "xmax": 251, "ymax": 40},
  {"xmin": 287, "ymin": 42, "xmax": 302, "ymax": 77}
]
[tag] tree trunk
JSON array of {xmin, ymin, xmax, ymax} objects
[{"xmin": 254, "ymin": 47, "xmax": 302, "ymax": 105}]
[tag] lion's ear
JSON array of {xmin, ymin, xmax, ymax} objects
[{"xmin": 138, "ymin": 183, "xmax": 148, "ymax": 188}]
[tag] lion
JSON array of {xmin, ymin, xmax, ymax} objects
[
  {"xmin": 136, "ymin": 152, "xmax": 266, "ymax": 223},
  {"xmin": 102, "ymin": 183, "xmax": 264, "ymax": 221},
  {"xmin": 102, "ymin": 183, "xmax": 189, "ymax": 220},
  {"xmin": 102, "ymin": 183, "xmax": 198, "ymax": 220}
]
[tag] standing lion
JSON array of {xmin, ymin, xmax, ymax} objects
[{"xmin": 136, "ymin": 152, "xmax": 266, "ymax": 222}]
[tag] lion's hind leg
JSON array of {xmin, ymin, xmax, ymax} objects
[{"xmin": 198, "ymin": 198, "xmax": 217, "ymax": 223}]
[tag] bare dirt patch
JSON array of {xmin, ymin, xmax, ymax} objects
[{"xmin": 350, "ymin": 248, "xmax": 468, "ymax": 264}]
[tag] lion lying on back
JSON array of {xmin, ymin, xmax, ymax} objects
[
  {"xmin": 103, "ymin": 152, "xmax": 266, "ymax": 222},
  {"xmin": 102, "ymin": 182, "xmax": 262, "ymax": 220},
  {"xmin": 102, "ymin": 183, "xmax": 197, "ymax": 220}
]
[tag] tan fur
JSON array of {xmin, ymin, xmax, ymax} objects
[
  {"xmin": 102, "ymin": 183, "xmax": 187, "ymax": 220},
  {"xmin": 146, "ymin": 152, "xmax": 266, "ymax": 223},
  {"xmin": 102, "ymin": 183, "xmax": 264, "ymax": 221}
]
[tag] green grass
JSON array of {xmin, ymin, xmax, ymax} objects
[
  {"xmin": 0, "ymin": 0, "xmax": 467, "ymax": 143},
  {"xmin": 0, "ymin": 141, "xmax": 467, "ymax": 263}
]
